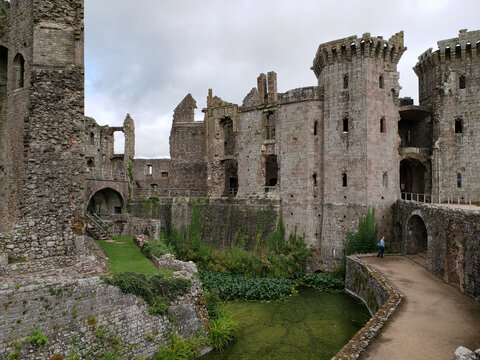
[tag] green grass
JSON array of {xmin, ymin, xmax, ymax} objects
[{"xmin": 97, "ymin": 236, "xmax": 173, "ymax": 277}]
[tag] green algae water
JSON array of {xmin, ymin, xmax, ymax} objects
[{"xmin": 201, "ymin": 287, "xmax": 369, "ymax": 360}]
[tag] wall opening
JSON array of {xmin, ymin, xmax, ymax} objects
[
  {"xmin": 150, "ymin": 183, "xmax": 158, "ymax": 193},
  {"xmin": 379, "ymin": 74, "xmax": 384, "ymax": 89},
  {"xmin": 147, "ymin": 164, "xmax": 153, "ymax": 176},
  {"xmin": 89, "ymin": 132, "xmax": 95, "ymax": 145},
  {"xmin": 12, "ymin": 53, "xmax": 24, "ymax": 89},
  {"xmin": 265, "ymin": 111, "xmax": 275, "ymax": 140},
  {"xmin": 455, "ymin": 118, "xmax": 463, "ymax": 133},
  {"xmin": 406, "ymin": 215, "xmax": 427, "ymax": 255},
  {"xmin": 382, "ymin": 172, "xmax": 388, "ymax": 188},
  {"xmin": 455, "ymin": 44, "xmax": 461, "ymax": 59},
  {"xmin": 459, "ymin": 75, "xmax": 466, "ymax": 89},
  {"xmin": 342, "ymin": 172, "xmax": 347, "ymax": 187},
  {"xmin": 343, "ymin": 74, "xmax": 348, "ymax": 89},
  {"xmin": 466, "ymin": 42, "xmax": 472, "ymax": 56},
  {"xmin": 86, "ymin": 158, "xmax": 94, "ymax": 168},
  {"xmin": 113, "ymin": 131, "xmax": 125, "ymax": 154},
  {"xmin": 342, "ymin": 117, "xmax": 349, "ymax": 133},
  {"xmin": 265, "ymin": 154, "xmax": 278, "ymax": 187},
  {"xmin": 161, "ymin": 172, "xmax": 168, "ymax": 179},
  {"xmin": 457, "ymin": 173, "xmax": 462, "ymax": 188},
  {"xmin": 87, "ymin": 188, "xmax": 124, "ymax": 216},
  {"xmin": 221, "ymin": 118, "xmax": 234, "ymax": 155},
  {"xmin": 224, "ymin": 159, "xmax": 238, "ymax": 196},
  {"xmin": 313, "ymin": 121, "xmax": 318, "ymax": 136},
  {"xmin": 313, "ymin": 173, "xmax": 317, "ymax": 187},
  {"xmin": 380, "ymin": 117, "xmax": 385, "ymax": 133},
  {"xmin": 400, "ymin": 158, "xmax": 429, "ymax": 194},
  {"xmin": 445, "ymin": 46, "xmax": 451, "ymax": 60}
]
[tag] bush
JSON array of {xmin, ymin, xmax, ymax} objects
[
  {"xmin": 155, "ymin": 334, "xmax": 197, "ymax": 360},
  {"xmin": 26, "ymin": 329, "xmax": 49, "ymax": 347},
  {"xmin": 299, "ymin": 273, "xmax": 344, "ymax": 291},
  {"xmin": 142, "ymin": 240, "xmax": 175, "ymax": 258},
  {"xmin": 345, "ymin": 207, "xmax": 379, "ymax": 255},
  {"xmin": 207, "ymin": 307, "xmax": 238, "ymax": 351},
  {"xmin": 199, "ymin": 271, "xmax": 296, "ymax": 301},
  {"xmin": 104, "ymin": 272, "xmax": 190, "ymax": 315}
]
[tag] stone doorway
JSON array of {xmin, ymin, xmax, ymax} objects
[{"xmin": 87, "ymin": 188, "xmax": 124, "ymax": 216}]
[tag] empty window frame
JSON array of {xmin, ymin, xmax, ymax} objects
[
  {"xmin": 151, "ymin": 183, "xmax": 158, "ymax": 192},
  {"xmin": 459, "ymin": 75, "xmax": 466, "ymax": 89},
  {"xmin": 455, "ymin": 118, "xmax": 463, "ymax": 133},
  {"xmin": 457, "ymin": 173, "xmax": 462, "ymax": 188},
  {"xmin": 161, "ymin": 172, "xmax": 168, "ymax": 179},
  {"xmin": 313, "ymin": 120, "xmax": 318, "ymax": 136},
  {"xmin": 89, "ymin": 132, "xmax": 95, "ymax": 145},
  {"xmin": 265, "ymin": 112, "xmax": 275, "ymax": 140},
  {"xmin": 13, "ymin": 53, "xmax": 25, "ymax": 89},
  {"xmin": 147, "ymin": 164, "xmax": 153, "ymax": 176},
  {"xmin": 342, "ymin": 117, "xmax": 349, "ymax": 133},
  {"xmin": 380, "ymin": 117, "xmax": 385, "ymax": 133},
  {"xmin": 382, "ymin": 172, "xmax": 388, "ymax": 188},
  {"xmin": 379, "ymin": 74, "xmax": 384, "ymax": 89},
  {"xmin": 342, "ymin": 172, "xmax": 348, "ymax": 187}
]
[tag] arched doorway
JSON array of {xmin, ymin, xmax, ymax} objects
[
  {"xmin": 400, "ymin": 158, "xmax": 428, "ymax": 194},
  {"xmin": 406, "ymin": 215, "xmax": 428, "ymax": 255},
  {"xmin": 87, "ymin": 188, "xmax": 124, "ymax": 216}
]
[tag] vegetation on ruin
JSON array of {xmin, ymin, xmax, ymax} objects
[
  {"xmin": 97, "ymin": 236, "xmax": 172, "ymax": 277},
  {"xmin": 155, "ymin": 333, "xmax": 200, "ymax": 360},
  {"xmin": 103, "ymin": 272, "xmax": 190, "ymax": 316},
  {"xmin": 344, "ymin": 207, "xmax": 379, "ymax": 255},
  {"xmin": 207, "ymin": 306, "xmax": 238, "ymax": 351},
  {"xmin": 26, "ymin": 329, "xmax": 50, "ymax": 347},
  {"xmin": 141, "ymin": 240, "xmax": 175, "ymax": 259},
  {"xmin": 163, "ymin": 204, "xmax": 309, "ymax": 279}
]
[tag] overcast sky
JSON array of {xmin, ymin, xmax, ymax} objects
[{"xmin": 84, "ymin": 0, "xmax": 480, "ymax": 158}]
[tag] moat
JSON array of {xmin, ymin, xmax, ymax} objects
[{"xmin": 201, "ymin": 287, "xmax": 370, "ymax": 360}]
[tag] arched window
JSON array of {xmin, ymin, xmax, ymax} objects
[
  {"xmin": 445, "ymin": 46, "xmax": 451, "ymax": 61},
  {"xmin": 313, "ymin": 120, "xmax": 318, "ymax": 136},
  {"xmin": 343, "ymin": 74, "xmax": 349, "ymax": 89},
  {"xmin": 383, "ymin": 172, "xmax": 388, "ymax": 188},
  {"xmin": 342, "ymin": 172, "xmax": 347, "ymax": 187},
  {"xmin": 380, "ymin": 117, "xmax": 385, "ymax": 133},
  {"xmin": 457, "ymin": 173, "xmax": 462, "ymax": 188},
  {"xmin": 342, "ymin": 117, "xmax": 349, "ymax": 133},
  {"xmin": 459, "ymin": 75, "xmax": 466, "ymax": 89},
  {"xmin": 13, "ymin": 53, "xmax": 25, "ymax": 89},
  {"xmin": 379, "ymin": 75, "xmax": 384, "ymax": 89},
  {"xmin": 147, "ymin": 164, "xmax": 153, "ymax": 176}
]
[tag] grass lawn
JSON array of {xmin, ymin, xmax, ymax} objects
[{"xmin": 97, "ymin": 236, "xmax": 173, "ymax": 277}]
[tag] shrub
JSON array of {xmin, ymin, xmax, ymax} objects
[
  {"xmin": 299, "ymin": 273, "xmax": 344, "ymax": 291},
  {"xmin": 26, "ymin": 329, "xmax": 50, "ymax": 347},
  {"xmin": 142, "ymin": 240, "xmax": 175, "ymax": 259},
  {"xmin": 345, "ymin": 207, "xmax": 379, "ymax": 255},
  {"xmin": 155, "ymin": 334, "xmax": 197, "ymax": 360},
  {"xmin": 207, "ymin": 307, "xmax": 238, "ymax": 351}
]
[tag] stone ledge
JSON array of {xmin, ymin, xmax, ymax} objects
[{"xmin": 332, "ymin": 254, "xmax": 403, "ymax": 359}]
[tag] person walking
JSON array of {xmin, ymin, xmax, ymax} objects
[{"xmin": 377, "ymin": 236, "xmax": 385, "ymax": 258}]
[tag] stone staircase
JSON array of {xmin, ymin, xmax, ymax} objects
[{"xmin": 85, "ymin": 212, "xmax": 111, "ymax": 240}]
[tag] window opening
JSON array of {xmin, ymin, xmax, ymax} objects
[
  {"xmin": 161, "ymin": 172, "xmax": 168, "ymax": 179},
  {"xmin": 313, "ymin": 121, "xmax": 318, "ymax": 136},
  {"xmin": 457, "ymin": 173, "xmax": 462, "ymax": 188},
  {"xmin": 151, "ymin": 184, "xmax": 158, "ymax": 193},
  {"xmin": 379, "ymin": 75, "xmax": 384, "ymax": 89},
  {"xmin": 380, "ymin": 117, "xmax": 385, "ymax": 133},
  {"xmin": 147, "ymin": 164, "xmax": 153, "ymax": 176},
  {"xmin": 265, "ymin": 155, "xmax": 278, "ymax": 188},
  {"xmin": 313, "ymin": 173, "xmax": 317, "ymax": 187},
  {"xmin": 459, "ymin": 75, "xmax": 465, "ymax": 89},
  {"xmin": 342, "ymin": 117, "xmax": 349, "ymax": 133},
  {"xmin": 343, "ymin": 74, "xmax": 349, "ymax": 89},
  {"xmin": 445, "ymin": 46, "xmax": 451, "ymax": 60},
  {"xmin": 466, "ymin": 42, "xmax": 472, "ymax": 56},
  {"xmin": 455, "ymin": 44, "xmax": 461, "ymax": 59},
  {"xmin": 89, "ymin": 132, "xmax": 95, "ymax": 145},
  {"xmin": 114, "ymin": 206, "xmax": 122, "ymax": 214},
  {"xmin": 265, "ymin": 112, "xmax": 275, "ymax": 140},
  {"xmin": 342, "ymin": 172, "xmax": 347, "ymax": 187},
  {"xmin": 455, "ymin": 119, "xmax": 463, "ymax": 133},
  {"xmin": 13, "ymin": 53, "xmax": 25, "ymax": 89},
  {"xmin": 383, "ymin": 172, "xmax": 388, "ymax": 188},
  {"xmin": 86, "ymin": 159, "xmax": 94, "ymax": 168}
]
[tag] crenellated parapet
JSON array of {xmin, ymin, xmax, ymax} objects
[
  {"xmin": 312, "ymin": 31, "xmax": 406, "ymax": 77},
  {"xmin": 414, "ymin": 29, "xmax": 480, "ymax": 76}
]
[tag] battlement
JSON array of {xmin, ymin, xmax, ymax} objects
[
  {"xmin": 414, "ymin": 29, "xmax": 480, "ymax": 75},
  {"xmin": 312, "ymin": 32, "xmax": 406, "ymax": 77}
]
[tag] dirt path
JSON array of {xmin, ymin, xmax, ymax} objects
[{"xmin": 361, "ymin": 256, "xmax": 480, "ymax": 360}]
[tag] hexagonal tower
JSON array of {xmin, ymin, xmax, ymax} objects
[
  {"xmin": 312, "ymin": 32, "xmax": 406, "ymax": 268},
  {"xmin": 0, "ymin": 0, "xmax": 85, "ymax": 262},
  {"xmin": 414, "ymin": 29, "xmax": 480, "ymax": 203}
]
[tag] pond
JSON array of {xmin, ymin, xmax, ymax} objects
[{"xmin": 201, "ymin": 286, "xmax": 370, "ymax": 360}]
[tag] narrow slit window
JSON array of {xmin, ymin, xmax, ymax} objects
[
  {"xmin": 342, "ymin": 117, "xmax": 349, "ymax": 133},
  {"xmin": 379, "ymin": 75, "xmax": 384, "ymax": 89},
  {"xmin": 457, "ymin": 173, "xmax": 462, "ymax": 188},
  {"xmin": 382, "ymin": 172, "xmax": 388, "ymax": 188},
  {"xmin": 343, "ymin": 74, "xmax": 349, "ymax": 89},
  {"xmin": 313, "ymin": 121, "xmax": 318, "ymax": 136},
  {"xmin": 459, "ymin": 75, "xmax": 466, "ymax": 89},
  {"xmin": 342, "ymin": 172, "xmax": 347, "ymax": 187},
  {"xmin": 147, "ymin": 164, "xmax": 153, "ymax": 176},
  {"xmin": 380, "ymin": 117, "xmax": 385, "ymax": 133},
  {"xmin": 313, "ymin": 173, "xmax": 317, "ymax": 187},
  {"xmin": 455, "ymin": 118, "xmax": 463, "ymax": 133},
  {"xmin": 445, "ymin": 46, "xmax": 451, "ymax": 60}
]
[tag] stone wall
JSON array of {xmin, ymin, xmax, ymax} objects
[
  {"xmin": 104, "ymin": 213, "xmax": 162, "ymax": 240},
  {"xmin": 0, "ymin": 260, "xmax": 208, "ymax": 359},
  {"xmin": 335, "ymin": 254, "xmax": 403, "ymax": 359},
  {"xmin": 393, "ymin": 200, "xmax": 480, "ymax": 300}
]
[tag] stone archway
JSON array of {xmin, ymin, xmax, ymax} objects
[
  {"xmin": 406, "ymin": 214, "xmax": 428, "ymax": 255},
  {"xmin": 87, "ymin": 187, "xmax": 124, "ymax": 216}
]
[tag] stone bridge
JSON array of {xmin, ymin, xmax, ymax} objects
[{"xmin": 392, "ymin": 200, "xmax": 480, "ymax": 300}]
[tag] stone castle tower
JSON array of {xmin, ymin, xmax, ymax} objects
[
  {"xmin": 0, "ymin": 0, "xmax": 85, "ymax": 261},
  {"xmin": 312, "ymin": 32, "xmax": 406, "ymax": 261},
  {"xmin": 414, "ymin": 29, "xmax": 480, "ymax": 203}
]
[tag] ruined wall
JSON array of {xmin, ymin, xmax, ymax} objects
[
  {"xmin": 0, "ymin": 0, "xmax": 86, "ymax": 262},
  {"xmin": 133, "ymin": 158, "xmax": 171, "ymax": 197},
  {"xmin": 393, "ymin": 201, "xmax": 480, "ymax": 300},
  {"xmin": 414, "ymin": 29, "xmax": 480, "ymax": 202},
  {"xmin": 0, "ymin": 263, "xmax": 208, "ymax": 359},
  {"xmin": 313, "ymin": 32, "xmax": 405, "ymax": 269}
]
